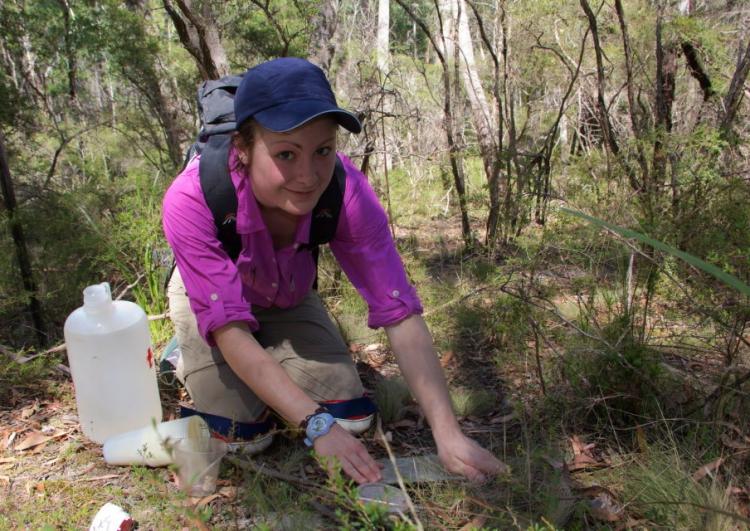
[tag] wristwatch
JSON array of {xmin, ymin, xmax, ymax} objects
[{"xmin": 301, "ymin": 407, "xmax": 335, "ymax": 447}]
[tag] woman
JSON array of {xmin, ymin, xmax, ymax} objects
[{"xmin": 163, "ymin": 57, "xmax": 505, "ymax": 484}]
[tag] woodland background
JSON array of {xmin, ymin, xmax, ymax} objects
[{"xmin": 1, "ymin": 0, "xmax": 750, "ymax": 529}]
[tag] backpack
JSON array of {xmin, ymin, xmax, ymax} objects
[{"xmin": 186, "ymin": 74, "xmax": 346, "ymax": 271}]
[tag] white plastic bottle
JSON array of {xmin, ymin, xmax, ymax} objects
[{"xmin": 63, "ymin": 282, "xmax": 162, "ymax": 443}]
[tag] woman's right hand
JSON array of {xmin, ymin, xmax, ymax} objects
[{"xmin": 313, "ymin": 423, "xmax": 382, "ymax": 484}]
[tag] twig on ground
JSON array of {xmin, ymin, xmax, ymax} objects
[{"xmin": 225, "ymin": 456, "xmax": 327, "ymax": 493}]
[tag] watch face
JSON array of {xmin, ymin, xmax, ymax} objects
[{"xmin": 310, "ymin": 416, "xmax": 327, "ymax": 433}]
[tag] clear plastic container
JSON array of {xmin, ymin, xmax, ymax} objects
[{"xmin": 63, "ymin": 282, "xmax": 162, "ymax": 443}]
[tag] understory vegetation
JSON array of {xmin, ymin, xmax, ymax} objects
[{"xmin": 2, "ymin": 0, "xmax": 749, "ymax": 528}]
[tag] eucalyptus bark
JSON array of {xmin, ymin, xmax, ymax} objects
[{"xmin": 0, "ymin": 133, "xmax": 46, "ymax": 345}]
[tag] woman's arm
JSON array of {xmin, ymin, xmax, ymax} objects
[
  {"xmin": 213, "ymin": 322, "xmax": 381, "ymax": 484},
  {"xmin": 385, "ymin": 314, "xmax": 508, "ymax": 481}
]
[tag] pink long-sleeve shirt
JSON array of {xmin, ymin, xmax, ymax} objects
[{"xmin": 162, "ymin": 149, "xmax": 423, "ymax": 345}]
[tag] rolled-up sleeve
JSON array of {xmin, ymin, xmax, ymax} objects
[
  {"xmin": 330, "ymin": 155, "xmax": 423, "ymax": 328},
  {"xmin": 162, "ymin": 161, "xmax": 257, "ymax": 344}
]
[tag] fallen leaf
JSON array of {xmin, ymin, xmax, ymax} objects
[
  {"xmin": 196, "ymin": 493, "xmax": 221, "ymax": 508},
  {"xmin": 0, "ymin": 457, "xmax": 15, "ymax": 464},
  {"xmin": 568, "ymin": 453, "xmax": 603, "ymax": 472},
  {"xmin": 367, "ymin": 350, "xmax": 388, "ymax": 368},
  {"xmin": 693, "ymin": 457, "xmax": 725, "ymax": 481},
  {"xmin": 458, "ymin": 515, "xmax": 487, "ymax": 530},
  {"xmin": 5, "ymin": 432, "xmax": 17, "ymax": 449},
  {"xmin": 219, "ymin": 486, "xmax": 237, "ymax": 499},
  {"xmin": 440, "ymin": 350, "xmax": 455, "ymax": 368},
  {"xmin": 20, "ymin": 404, "xmax": 37, "ymax": 419},
  {"xmin": 14, "ymin": 431, "xmax": 52, "ymax": 451},
  {"xmin": 580, "ymin": 486, "xmax": 622, "ymax": 522}
]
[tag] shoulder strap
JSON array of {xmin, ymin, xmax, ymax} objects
[
  {"xmin": 199, "ymin": 134, "xmax": 241, "ymax": 261},
  {"xmin": 309, "ymin": 156, "xmax": 347, "ymax": 246},
  {"xmin": 200, "ymin": 148, "xmax": 346, "ymax": 264}
]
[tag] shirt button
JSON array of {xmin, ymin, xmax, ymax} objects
[
  {"xmin": 293, "ymin": 243, "xmax": 299, "ymax": 249},
  {"xmin": 266, "ymin": 296, "xmax": 272, "ymax": 301},
  {"xmin": 271, "ymin": 282, "xmax": 278, "ymax": 288},
  {"xmin": 210, "ymin": 293, "xmax": 218, "ymax": 301},
  {"xmin": 391, "ymin": 290, "xmax": 400, "ymax": 297}
]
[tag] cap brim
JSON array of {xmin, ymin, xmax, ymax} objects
[{"xmin": 254, "ymin": 99, "xmax": 362, "ymax": 134}]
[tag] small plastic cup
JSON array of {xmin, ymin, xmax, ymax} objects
[
  {"xmin": 173, "ymin": 437, "xmax": 228, "ymax": 497},
  {"xmin": 103, "ymin": 416, "xmax": 210, "ymax": 467}
]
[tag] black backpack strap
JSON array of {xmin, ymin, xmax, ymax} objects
[
  {"xmin": 306, "ymin": 156, "xmax": 347, "ymax": 289},
  {"xmin": 199, "ymin": 134, "xmax": 241, "ymax": 262},
  {"xmin": 309, "ymin": 156, "xmax": 347, "ymax": 246}
]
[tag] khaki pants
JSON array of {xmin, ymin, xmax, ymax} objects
[{"xmin": 167, "ymin": 269, "xmax": 364, "ymax": 423}]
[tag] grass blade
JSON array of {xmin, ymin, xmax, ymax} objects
[{"xmin": 560, "ymin": 207, "xmax": 750, "ymax": 296}]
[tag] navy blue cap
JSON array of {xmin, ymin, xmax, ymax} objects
[{"xmin": 234, "ymin": 58, "xmax": 361, "ymax": 134}]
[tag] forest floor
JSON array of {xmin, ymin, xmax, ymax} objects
[{"xmin": 2, "ymin": 214, "xmax": 750, "ymax": 529}]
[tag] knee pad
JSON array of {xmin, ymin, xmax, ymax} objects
[
  {"xmin": 180, "ymin": 406, "xmax": 275, "ymax": 455},
  {"xmin": 320, "ymin": 395, "xmax": 377, "ymax": 434}
]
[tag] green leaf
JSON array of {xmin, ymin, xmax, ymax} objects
[{"xmin": 560, "ymin": 208, "xmax": 750, "ymax": 297}]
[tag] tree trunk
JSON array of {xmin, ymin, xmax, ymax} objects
[
  {"xmin": 376, "ymin": 0, "xmax": 389, "ymax": 73},
  {"xmin": 721, "ymin": 37, "xmax": 750, "ymax": 139},
  {"xmin": 455, "ymin": 0, "xmax": 501, "ymax": 246},
  {"xmin": 396, "ymin": 0, "xmax": 473, "ymax": 247},
  {"xmin": 308, "ymin": 0, "xmax": 339, "ymax": 73},
  {"xmin": 56, "ymin": 0, "xmax": 77, "ymax": 100},
  {"xmin": 652, "ymin": 12, "xmax": 677, "ymax": 212},
  {"xmin": 0, "ymin": 132, "xmax": 46, "ymax": 346},
  {"xmin": 162, "ymin": 0, "xmax": 230, "ymax": 80}
]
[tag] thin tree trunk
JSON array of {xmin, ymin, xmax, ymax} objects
[
  {"xmin": 57, "ymin": 0, "xmax": 77, "ymax": 100},
  {"xmin": 721, "ymin": 37, "xmax": 750, "ymax": 139},
  {"xmin": 308, "ymin": 0, "xmax": 339, "ymax": 73},
  {"xmin": 0, "ymin": 133, "xmax": 46, "ymax": 346},
  {"xmin": 614, "ymin": 0, "xmax": 648, "ymax": 188},
  {"xmin": 162, "ymin": 0, "xmax": 230, "ymax": 80},
  {"xmin": 395, "ymin": 0, "xmax": 473, "ymax": 247},
  {"xmin": 376, "ymin": 0, "xmax": 389, "ymax": 73},
  {"xmin": 579, "ymin": 0, "xmax": 619, "ymax": 159},
  {"xmin": 653, "ymin": 12, "xmax": 677, "ymax": 215},
  {"xmin": 456, "ymin": 0, "xmax": 501, "ymax": 246}
]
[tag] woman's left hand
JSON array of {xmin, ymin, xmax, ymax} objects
[{"xmin": 436, "ymin": 431, "xmax": 509, "ymax": 482}]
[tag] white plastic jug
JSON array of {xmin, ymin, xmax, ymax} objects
[{"xmin": 63, "ymin": 282, "xmax": 162, "ymax": 443}]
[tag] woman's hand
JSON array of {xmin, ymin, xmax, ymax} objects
[
  {"xmin": 436, "ymin": 430, "xmax": 509, "ymax": 482},
  {"xmin": 313, "ymin": 423, "xmax": 382, "ymax": 484}
]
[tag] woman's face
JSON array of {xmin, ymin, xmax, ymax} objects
[{"xmin": 247, "ymin": 117, "xmax": 338, "ymax": 217}]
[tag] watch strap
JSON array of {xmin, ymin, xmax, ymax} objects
[{"xmin": 299, "ymin": 406, "xmax": 328, "ymax": 430}]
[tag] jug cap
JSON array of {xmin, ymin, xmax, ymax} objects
[{"xmin": 83, "ymin": 282, "xmax": 113, "ymax": 312}]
